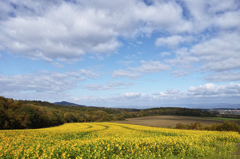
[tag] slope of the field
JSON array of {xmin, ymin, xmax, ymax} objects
[
  {"xmin": 1, "ymin": 123, "xmax": 240, "ymax": 159},
  {"xmin": 112, "ymin": 115, "xmax": 240, "ymax": 127}
]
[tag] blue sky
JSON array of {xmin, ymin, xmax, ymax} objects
[{"xmin": 0, "ymin": 0, "xmax": 240, "ymax": 108}]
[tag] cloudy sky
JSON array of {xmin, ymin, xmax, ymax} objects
[{"xmin": 0, "ymin": 0, "xmax": 240, "ymax": 108}]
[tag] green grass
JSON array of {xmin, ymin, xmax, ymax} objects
[{"xmin": 193, "ymin": 116, "xmax": 240, "ymax": 121}]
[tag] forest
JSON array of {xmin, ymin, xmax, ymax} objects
[{"xmin": 1, "ymin": 96, "xmax": 216, "ymax": 129}]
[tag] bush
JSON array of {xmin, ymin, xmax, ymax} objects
[
  {"xmin": 216, "ymin": 120, "xmax": 240, "ymax": 132},
  {"xmin": 176, "ymin": 121, "xmax": 240, "ymax": 132},
  {"xmin": 176, "ymin": 123, "xmax": 185, "ymax": 129}
]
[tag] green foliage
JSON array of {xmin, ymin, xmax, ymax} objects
[
  {"xmin": 176, "ymin": 120, "xmax": 240, "ymax": 132},
  {"xmin": 209, "ymin": 120, "xmax": 240, "ymax": 132},
  {"xmin": 221, "ymin": 120, "xmax": 240, "ymax": 131},
  {"xmin": 143, "ymin": 107, "xmax": 215, "ymax": 117},
  {"xmin": 0, "ymin": 107, "xmax": 7, "ymax": 128},
  {"xmin": 0, "ymin": 97, "xmax": 63, "ymax": 129},
  {"xmin": 176, "ymin": 123, "xmax": 185, "ymax": 129},
  {"xmin": 64, "ymin": 112, "xmax": 77, "ymax": 123},
  {"xmin": 19, "ymin": 106, "xmax": 42, "ymax": 128}
]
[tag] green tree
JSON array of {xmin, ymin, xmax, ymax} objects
[
  {"xmin": 0, "ymin": 107, "xmax": 7, "ymax": 128},
  {"xmin": 64, "ymin": 112, "xmax": 77, "ymax": 123},
  {"xmin": 19, "ymin": 106, "xmax": 43, "ymax": 128}
]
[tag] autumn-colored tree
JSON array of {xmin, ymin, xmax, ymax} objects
[{"xmin": 64, "ymin": 112, "xmax": 77, "ymax": 123}]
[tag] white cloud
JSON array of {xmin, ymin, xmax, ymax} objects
[
  {"xmin": 165, "ymin": 48, "xmax": 199, "ymax": 69},
  {"xmin": 116, "ymin": 60, "xmax": 134, "ymax": 66},
  {"xmin": 112, "ymin": 70, "xmax": 142, "ymax": 79},
  {"xmin": 84, "ymin": 84, "xmax": 110, "ymax": 91},
  {"xmin": 191, "ymin": 32, "xmax": 240, "ymax": 72},
  {"xmin": 201, "ymin": 58, "xmax": 240, "ymax": 72},
  {"xmin": 0, "ymin": 72, "xmax": 75, "ymax": 93},
  {"xmin": 108, "ymin": 81, "xmax": 133, "ymax": 87},
  {"xmin": 182, "ymin": 0, "xmax": 240, "ymax": 32},
  {"xmin": 151, "ymin": 83, "xmax": 240, "ymax": 101},
  {"xmin": 1, "ymin": 0, "xmax": 240, "ymax": 107},
  {"xmin": 215, "ymin": 11, "xmax": 240, "ymax": 30},
  {"xmin": 0, "ymin": 1, "xmax": 13, "ymax": 21},
  {"xmin": 165, "ymin": 32, "xmax": 240, "ymax": 76},
  {"xmin": 171, "ymin": 70, "xmax": 191, "ymax": 77},
  {"xmin": 131, "ymin": 60, "xmax": 171, "ymax": 73},
  {"xmin": 0, "ymin": 0, "xmax": 239, "ymax": 64},
  {"xmin": 152, "ymin": 83, "xmax": 240, "ymax": 101},
  {"xmin": 0, "ymin": 0, "xmax": 192, "ymax": 62},
  {"xmin": 0, "ymin": 69, "xmax": 97, "ymax": 93},
  {"xmin": 88, "ymin": 54, "xmax": 105, "ymax": 61},
  {"xmin": 0, "ymin": 44, "xmax": 4, "ymax": 51},
  {"xmin": 159, "ymin": 52, "xmax": 171, "ymax": 58},
  {"xmin": 209, "ymin": 1, "xmax": 240, "ymax": 30},
  {"xmin": 51, "ymin": 62, "xmax": 65, "ymax": 68},
  {"xmin": 152, "ymin": 89, "xmax": 180, "ymax": 100},
  {"xmin": 71, "ymin": 83, "xmax": 240, "ymax": 107},
  {"xmin": 0, "ymin": 0, "xmax": 63, "ymax": 20},
  {"xmin": 205, "ymin": 72, "xmax": 240, "ymax": 82},
  {"xmin": 0, "ymin": 3, "xmax": 121, "ymax": 61},
  {"xmin": 72, "ymin": 92, "xmax": 151, "ymax": 107},
  {"xmin": 112, "ymin": 60, "xmax": 170, "ymax": 79},
  {"xmin": 84, "ymin": 81, "xmax": 133, "ymax": 91},
  {"xmin": 165, "ymin": 89, "xmax": 180, "ymax": 94},
  {"xmin": 207, "ymin": 0, "xmax": 238, "ymax": 13},
  {"xmin": 78, "ymin": 69, "xmax": 99, "ymax": 78},
  {"xmin": 188, "ymin": 83, "xmax": 240, "ymax": 97},
  {"xmin": 191, "ymin": 33, "xmax": 239, "ymax": 59},
  {"xmin": 136, "ymin": 41, "xmax": 142, "ymax": 44},
  {"xmin": 155, "ymin": 35, "xmax": 192, "ymax": 48},
  {"xmin": 67, "ymin": 69, "xmax": 98, "ymax": 78},
  {"xmin": 124, "ymin": 92, "xmax": 142, "ymax": 99}
]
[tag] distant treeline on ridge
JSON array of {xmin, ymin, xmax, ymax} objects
[{"xmin": 0, "ymin": 96, "xmax": 215, "ymax": 129}]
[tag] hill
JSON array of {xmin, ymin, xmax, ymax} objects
[{"xmin": 54, "ymin": 101, "xmax": 85, "ymax": 107}]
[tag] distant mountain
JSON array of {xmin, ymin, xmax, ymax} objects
[
  {"xmin": 54, "ymin": 101, "xmax": 85, "ymax": 107},
  {"xmin": 134, "ymin": 103, "xmax": 240, "ymax": 110},
  {"xmin": 189, "ymin": 103, "xmax": 240, "ymax": 109}
]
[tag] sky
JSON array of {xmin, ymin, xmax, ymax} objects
[{"xmin": 0, "ymin": 0, "xmax": 240, "ymax": 108}]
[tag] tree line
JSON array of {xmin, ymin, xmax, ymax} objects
[
  {"xmin": 1, "ymin": 96, "xmax": 216, "ymax": 129},
  {"xmin": 176, "ymin": 120, "xmax": 240, "ymax": 132}
]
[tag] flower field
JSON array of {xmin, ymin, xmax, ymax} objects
[{"xmin": 0, "ymin": 122, "xmax": 240, "ymax": 159}]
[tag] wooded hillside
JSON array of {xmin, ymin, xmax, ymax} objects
[{"xmin": 0, "ymin": 96, "xmax": 215, "ymax": 129}]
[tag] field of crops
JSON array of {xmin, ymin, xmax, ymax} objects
[
  {"xmin": 113, "ymin": 115, "xmax": 240, "ymax": 127},
  {"xmin": 1, "ymin": 122, "xmax": 240, "ymax": 159}
]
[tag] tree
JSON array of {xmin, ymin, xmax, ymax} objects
[
  {"xmin": 0, "ymin": 107, "xmax": 7, "ymax": 128},
  {"xmin": 64, "ymin": 112, "xmax": 77, "ymax": 123},
  {"xmin": 19, "ymin": 106, "xmax": 43, "ymax": 128}
]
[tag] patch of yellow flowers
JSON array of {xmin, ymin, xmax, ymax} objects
[{"xmin": 0, "ymin": 122, "xmax": 239, "ymax": 158}]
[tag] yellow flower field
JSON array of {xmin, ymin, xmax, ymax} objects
[{"xmin": 0, "ymin": 122, "xmax": 239, "ymax": 159}]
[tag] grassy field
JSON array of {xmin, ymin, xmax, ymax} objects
[
  {"xmin": 112, "ymin": 115, "xmax": 240, "ymax": 128},
  {"xmin": 193, "ymin": 117, "xmax": 240, "ymax": 121},
  {"xmin": 1, "ymin": 122, "xmax": 240, "ymax": 159}
]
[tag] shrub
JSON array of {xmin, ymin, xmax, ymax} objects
[
  {"xmin": 176, "ymin": 121, "xmax": 240, "ymax": 132},
  {"xmin": 216, "ymin": 120, "xmax": 240, "ymax": 132},
  {"xmin": 176, "ymin": 123, "xmax": 185, "ymax": 129}
]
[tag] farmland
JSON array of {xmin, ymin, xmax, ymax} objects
[
  {"xmin": 1, "ymin": 122, "xmax": 240, "ymax": 158},
  {"xmin": 112, "ymin": 115, "xmax": 240, "ymax": 127}
]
